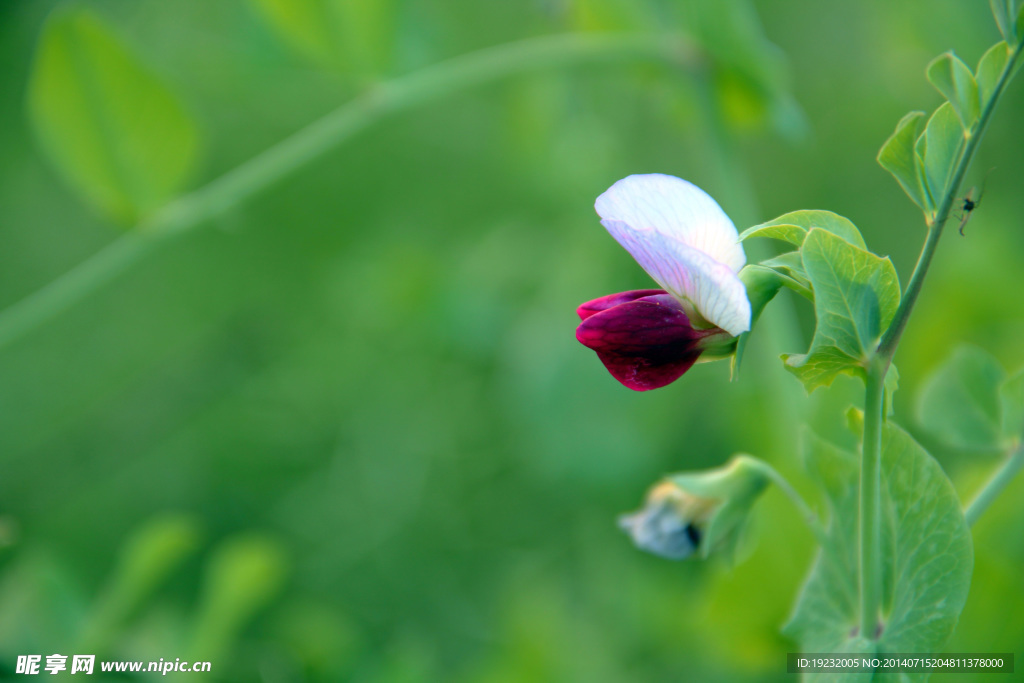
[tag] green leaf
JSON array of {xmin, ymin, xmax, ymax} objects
[
  {"xmin": 917, "ymin": 344, "xmax": 1007, "ymax": 451},
  {"xmin": 189, "ymin": 534, "xmax": 288, "ymax": 661},
  {"xmin": 27, "ymin": 8, "xmax": 199, "ymax": 224},
  {"xmin": 249, "ymin": 0, "xmax": 335, "ymax": 66},
  {"xmin": 877, "ymin": 111, "xmax": 931, "ymax": 214},
  {"xmin": 991, "ymin": 0, "xmax": 1015, "ymax": 42},
  {"xmin": 786, "ymin": 424, "xmax": 974, "ymax": 670},
  {"xmin": 785, "ymin": 431, "xmax": 860, "ymax": 654},
  {"xmin": 926, "ymin": 52, "xmax": 980, "ymax": 130},
  {"xmin": 976, "ymin": 42, "xmax": 1011, "ymax": 106},
  {"xmin": 879, "ymin": 422, "xmax": 974, "ymax": 657},
  {"xmin": 248, "ymin": 0, "xmax": 398, "ymax": 75},
  {"xmin": 78, "ymin": 515, "xmax": 202, "ymax": 651},
  {"xmin": 921, "ymin": 102, "xmax": 964, "ymax": 207},
  {"xmin": 732, "ymin": 265, "xmax": 783, "ymax": 376},
  {"xmin": 765, "ymin": 250, "xmax": 811, "ymax": 294},
  {"xmin": 1018, "ymin": 3, "xmax": 1024, "ymax": 43},
  {"xmin": 740, "ymin": 210, "xmax": 865, "ymax": 249},
  {"xmin": 782, "ymin": 230, "xmax": 900, "ymax": 392}
]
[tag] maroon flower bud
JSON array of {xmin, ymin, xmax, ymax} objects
[{"xmin": 575, "ymin": 290, "xmax": 731, "ymax": 391}]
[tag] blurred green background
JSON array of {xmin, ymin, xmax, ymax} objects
[{"xmin": 1, "ymin": 0, "xmax": 1023, "ymax": 680}]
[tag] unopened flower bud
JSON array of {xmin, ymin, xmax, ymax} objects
[{"xmin": 619, "ymin": 455, "xmax": 769, "ymax": 561}]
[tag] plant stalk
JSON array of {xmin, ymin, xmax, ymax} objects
[
  {"xmin": 859, "ymin": 360, "xmax": 885, "ymax": 640},
  {"xmin": 0, "ymin": 32, "xmax": 698, "ymax": 352},
  {"xmin": 750, "ymin": 460, "xmax": 830, "ymax": 547},
  {"xmin": 878, "ymin": 38, "xmax": 1023, "ymax": 361},
  {"xmin": 965, "ymin": 441, "xmax": 1024, "ymax": 526},
  {"xmin": 859, "ymin": 36, "xmax": 1023, "ymax": 641}
]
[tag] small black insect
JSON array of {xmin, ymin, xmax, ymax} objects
[
  {"xmin": 957, "ymin": 190, "xmax": 981, "ymax": 236},
  {"xmin": 957, "ymin": 169, "xmax": 994, "ymax": 236}
]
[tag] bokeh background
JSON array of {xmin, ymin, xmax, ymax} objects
[{"xmin": 1, "ymin": 0, "xmax": 1023, "ymax": 680}]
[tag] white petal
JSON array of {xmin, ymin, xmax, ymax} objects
[
  {"xmin": 602, "ymin": 221, "xmax": 751, "ymax": 335},
  {"xmin": 595, "ymin": 174, "xmax": 745, "ymax": 273}
]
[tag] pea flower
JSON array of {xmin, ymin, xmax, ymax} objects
[
  {"xmin": 576, "ymin": 174, "xmax": 751, "ymax": 390},
  {"xmin": 619, "ymin": 455, "xmax": 769, "ymax": 561}
]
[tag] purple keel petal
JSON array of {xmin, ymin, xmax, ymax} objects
[
  {"xmin": 577, "ymin": 289, "xmax": 666, "ymax": 321},
  {"xmin": 576, "ymin": 293, "xmax": 705, "ymax": 391}
]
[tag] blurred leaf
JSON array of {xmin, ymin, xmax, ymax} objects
[
  {"xmin": 248, "ymin": 0, "xmax": 398, "ymax": 75},
  {"xmin": 784, "ymin": 430, "xmax": 858, "ymax": 653},
  {"xmin": 877, "ymin": 111, "xmax": 930, "ymax": 214},
  {"xmin": 188, "ymin": 534, "xmax": 288, "ymax": 661},
  {"xmin": 921, "ymin": 102, "xmax": 964, "ymax": 206},
  {"xmin": 991, "ymin": 0, "xmax": 1016, "ymax": 42},
  {"xmin": 783, "ymin": 230, "xmax": 900, "ymax": 392},
  {"xmin": 569, "ymin": 0, "xmax": 653, "ymax": 32},
  {"xmin": 248, "ymin": 0, "xmax": 335, "ymax": 66},
  {"xmin": 787, "ymin": 423, "xmax": 973, "ymax": 665},
  {"xmin": 976, "ymin": 42, "xmax": 1011, "ymax": 105},
  {"xmin": 1000, "ymin": 368, "xmax": 1024, "ymax": 442},
  {"xmin": 273, "ymin": 601, "xmax": 361, "ymax": 678},
  {"xmin": 78, "ymin": 515, "xmax": 202, "ymax": 652},
  {"xmin": 917, "ymin": 344, "xmax": 1008, "ymax": 452},
  {"xmin": 27, "ymin": 8, "xmax": 199, "ymax": 224},
  {"xmin": 926, "ymin": 52, "xmax": 979, "ymax": 130},
  {"xmin": 687, "ymin": 0, "xmax": 808, "ymax": 140},
  {"xmin": 740, "ymin": 209, "xmax": 865, "ymax": 249}
]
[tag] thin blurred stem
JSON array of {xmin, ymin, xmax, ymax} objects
[
  {"xmin": 0, "ymin": 32, "xmax": 699, "ymax": 352},
  {"xmin": 750, "ymin": 460, "xmax": 829, "ymax": 546},
  {"xmin": 878, "ymin": 38, "xmax": 1023, "ymax": 362},
  {"xmin": 965, "ymin": 440, "xmax": 1024, "ymax": 526}
]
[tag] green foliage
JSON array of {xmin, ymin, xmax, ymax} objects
[
  {"xmin": 781, "ymin": 230, "xmax": 900, "ymax": 392},
  {"xmin": 874, "ymin": 421, "xmax": 973, "ymax": 660},
  {"xmin": 783, "ymin": 431, "xmax": 859, "ymax": 654},
  {"xmin": 682, "ymin": 0, "xmax": 807, "ymax": 139},
  {"xmin": 1001, "ymin": 369, "xmax": 1024, "ymax": 441},
  {"xmin": 879, "ymin": 26, "xmax": 1022, "ymax": 221},
  {"xmin": 733, "ymin": 265, "xmax": 784, "ymax": 374},
  {"xmin": 4, "ymin": 1, "xmax": 1024, "ymax": 680},
  {"xmin": 77, "ymin": 515, "xmax": 202, "ymax": 652},
  {"xmin": 990, "ymin": 0, "xmax": 1017, "ymax": 43},
  {"xmin": 917, "ymin": 345, "xmax": 1024, "ymax": 451},
  {"xmin": 27, "ymin": 8, "xmax": 199, "ymax": 224},
  {"xmin": 976, "ymin": 42, "xmax": 1011, "ymax": 104},
  {"xmin": 920, "ymin": 102, "xmax": 963, "ymax": 208},
  {"xmin": 569, "ymin": 0, "xmax": 655, "ymax": 32},
  {"xmin": 926, "ymin": 52, "xmax": 979, "ymax": 130},
  {"xmin": 740, "ymin": 210, "xmax": 865, "ymax": 249},
  {"xmin": 248, "ymin": 0, "xmax": 398, "ymax": 76},
  {"xmin": 877, "ymin": 112, "xmax": 930, "ymax": 214},
  {"xmin": 786, "ymin": 424, "xmax": 973, "ymax": 673},
  {"xmin": 188, "ymin": 534, "xmax": 288, "ymax": 662},
  {"xmin": 757, "ymin": 251, "xmax": 812, "ymax": 297}
]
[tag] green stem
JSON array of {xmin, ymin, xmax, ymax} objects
[
  {"xmin": 965, "ymin": 441, "xmax": 1024, "ymax": 526},
  {"xmin": 878, "ymin": 38, "xmax": 1023, "ymax": 361},
  {"xmin": 750, "ymin": 460, "xmax": 829, "ymax": 547},
  {"xmin": 859, "ymin": 360, "xmax": 885, "ymax": 640},
  {"xmin": 0, "ymin": 32, "xmax": 699, "ymax": 352},
  {"xmin": 856, "ymin": 37, "xmax": 1024, "ymax": 641}
]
